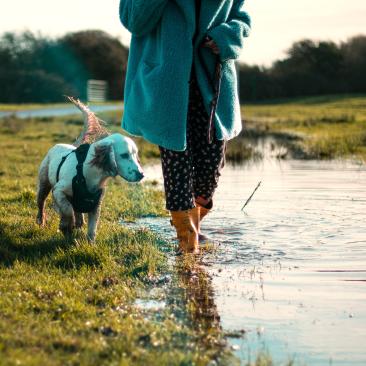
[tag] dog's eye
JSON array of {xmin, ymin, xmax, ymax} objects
[{"xmin": 120, "ymin": 153, "xmax": 129, "ymax": 159}]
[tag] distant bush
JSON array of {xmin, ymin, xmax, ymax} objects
[
  {"xmin": 0, "ymin": 70, "xmax": 76, "ymax": 103},
  {"xmin": 0, "ymin": 30, "xmax": 129, "ymax": 103},
  {"xmin": 239, "ymin": 35, "xmax": 366, "ymax": 101}
]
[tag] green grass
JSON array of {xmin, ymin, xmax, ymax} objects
[
  {"xmin": 0, "ymin": 103, "xmax": 69, "ymax": 111},
  {"xmin": 0, "ymin": 115, "xmax": 238, "ymax": 366},
  {"xmin": 242, "ymin": 94, "xmax": 366, "ymax": 161}
]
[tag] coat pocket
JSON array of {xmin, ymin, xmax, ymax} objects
[
  {"xmin": 126, "ymin": 60, "xmax": 165, "ymax": 118},
  {"xmin": 125, "ymin": 60, "xmax": 159, "ymax": 102},
  {"xmin": 142, "ymin": 60, "xmax": 160, "ymax": 71}
]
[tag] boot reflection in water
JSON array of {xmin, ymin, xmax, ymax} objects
[{"xmin": 175, "ymin": 256, "xmax": 221, "ymax": 332}]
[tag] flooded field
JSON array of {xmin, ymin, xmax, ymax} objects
[
  {"xmin": 0, "ymin": 104, "xmax": 122, "ymax": 119},
  {"xmin": 126, "ymin": 157, "xmax": 366, "ymax": 365}
]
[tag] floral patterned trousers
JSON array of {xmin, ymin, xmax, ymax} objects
[{"xmin": 159, "ymin": 67, "xmax": 227, "ymax": 211}]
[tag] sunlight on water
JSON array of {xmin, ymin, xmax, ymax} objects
[
  {"xmin": 126, "ymin": 158, "xmax": 366, "ymax": 365},
  {"xmin": 0, "ymin": 104, "xmax": 122, "ymax": 119}
]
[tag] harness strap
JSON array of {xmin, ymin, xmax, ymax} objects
[
  {"xmin": 74, "ymin": 144, "xmax": 91, "ymax": 183},
  {"xmin": 56, "ymin": 152, "xmax": 74, "ymax": 182}
]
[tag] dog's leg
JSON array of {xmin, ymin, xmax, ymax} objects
[
  {"xmin": 87, "ymin": 190, "xmax": 105, "ymax": 243},
  {"xmin": 53, "ymin": 188, "xmax": 75, "ymax": 237},
  {"xmin": 75, "ymin": 213, "xmax": 84, "ymax": 229},
  {"xmin": 87, "ymin": 205, "xmax": 101, "ymax": 243},
  {"xmin": 36, "ymin": 159, "xmax": 51, "ymax": 226}
]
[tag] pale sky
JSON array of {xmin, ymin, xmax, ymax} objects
[{"xmin": 1, "ymin": 0, "xmax": 365, "ymax": 66}]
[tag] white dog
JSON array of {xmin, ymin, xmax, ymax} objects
[{"xmin": 36, "ymin": 97, "xmax": 144, "ymax": 242}]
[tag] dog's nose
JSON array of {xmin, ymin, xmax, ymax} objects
[{"xmin": 136, "ymin": 171, "xmax": 144, "ymax": 181}]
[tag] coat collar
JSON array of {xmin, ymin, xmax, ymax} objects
[
  {"xmin": 173, "ymin": 0, "xmax": 229, "ymax": 44},
  {"xmin": 200, "ymin": 0, "xmax": 229, "ymax": 31}
]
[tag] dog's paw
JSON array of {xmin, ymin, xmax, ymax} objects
[
  {"xmin": 59, "ymin": 222, "xmax": 75, "ymax": 237},
  {"xmin": 75, "ymin": 213, "xmax": 85, "ymax": 229},
  {"xmin": 87, "ymin": 237, "xmax": 96, "ymax": 244},
  {"xmin": 36, "ymin": 213, "xmax": 46, "ymax": 226}
]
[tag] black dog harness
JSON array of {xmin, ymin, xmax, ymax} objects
[{"xmin": 56, "ymin": 144, "xmax": 103, "ymax": 213}]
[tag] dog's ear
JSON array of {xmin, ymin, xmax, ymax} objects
[{"xmin": 90, "ymin": 141, "xmax": 118, "ymax": 176}]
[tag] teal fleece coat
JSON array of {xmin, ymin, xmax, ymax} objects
[{"xmin": 119, "ymin": 0, "xmax": 251, "ymax": 151}]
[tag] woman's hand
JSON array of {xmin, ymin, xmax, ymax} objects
[{"xmin": 201, "ymin": 36, "xmax": 220, "ymax": 55}]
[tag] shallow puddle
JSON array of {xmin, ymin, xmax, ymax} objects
[
  {"xmin": 135, "ymin": 299, "xmax": 166, "ymax": 311},
  {"xmin": 0, "ymin": 104, "xmax": 122, "ymax": 119},
  {"xmin": 124, "ymin": 158, "xmax": 366, "ymax": 365}
]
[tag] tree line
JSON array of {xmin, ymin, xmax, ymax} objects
[
  {"xmin": 238, "ymin": 36, "xmax": 366, "ymax": 100},
  {"xmin": 0, "ymin": 30, "xmax": 365, "ymax": 103}
]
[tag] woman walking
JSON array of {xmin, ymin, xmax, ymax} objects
[{"xmin": 119, "ymin": 0, "xmax": 251, "ymax": 253}]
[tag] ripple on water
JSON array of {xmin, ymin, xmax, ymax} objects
[{"xmin": 123, "ymin": 159, "xmax": 366, "ymax": 366}]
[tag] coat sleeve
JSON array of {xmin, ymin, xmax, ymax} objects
[
  {"xmin": 206, "ymin": 0, "xmax": 251, "ymax": 62},
  {"xmin": 119, "ymin": 0, "xmax": 169, "ymax": 37}
]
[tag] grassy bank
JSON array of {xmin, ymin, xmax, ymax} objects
[
  {"xmin": 0, "ymin": 116, "xmax": 239, "ymax": 365},
  {"xmin": 242, "ymin": 94, "xmax": 366, "ymax": 161}
]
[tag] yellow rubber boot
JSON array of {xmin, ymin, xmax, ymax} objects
[{"xmin": 170, "ymin": 208, "xmax": 200, "ymax": 254}]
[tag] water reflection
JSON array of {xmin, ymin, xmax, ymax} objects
[
  {"xmin": 128, "ymin": 158, "xmax": 366, "ymax": 365},
  {"xmin": 174, "ymin": 256, "xmax": 221, "ymax": 332},
  {"xmin": 0, "ymin": 104, "xmax": 122, "ymax": 119}
]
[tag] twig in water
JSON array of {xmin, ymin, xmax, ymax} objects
[{"xmin": 241, "ymin": 181, "xmax": 262, "ymax": 211}]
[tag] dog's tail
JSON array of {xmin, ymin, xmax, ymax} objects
[{"xmin": 66, "ymin": 96, "xmax": 110, "ymax": 147}]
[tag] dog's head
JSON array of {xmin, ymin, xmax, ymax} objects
[{"xmin": 90, "ymin": 133, "xmax": 144, "ymax": 182}]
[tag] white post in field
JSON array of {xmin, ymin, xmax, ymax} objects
[{"xmin": 87, "ymin": 80, "xmax": 108, "ymax": 103}]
